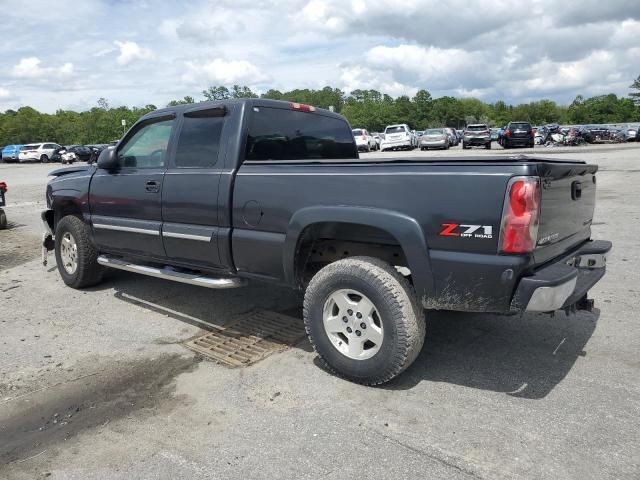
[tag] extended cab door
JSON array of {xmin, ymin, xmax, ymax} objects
[
  {"xmin": 89, "ymin": 115, "xmax": 175, "ymax": 259},
  {"xmin": 160, "ymin": 105, "xmax": 228, "ymax": 269}
]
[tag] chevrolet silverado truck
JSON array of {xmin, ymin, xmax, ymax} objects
[{"xmin": 41, "ymin": 99, "xmax": 611, "ymax": 385}]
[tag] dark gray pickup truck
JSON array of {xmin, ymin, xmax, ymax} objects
[{"xmin": 42, "ymin": 99, "xmax": 611, "ymax": 385}]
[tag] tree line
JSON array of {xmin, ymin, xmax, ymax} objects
[{"xmin": 2, "ymin": 77, "xmax": 639, "ymax": 146}]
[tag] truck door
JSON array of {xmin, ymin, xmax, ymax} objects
[
  {"xmin": 89, "ymin": 115, "xmax": 174, "ymax": 258},
  {"xmin": 161, "ymin": 106, "xmax": 227, "ymax": 269}
]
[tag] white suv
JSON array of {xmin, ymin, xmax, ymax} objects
[
  {"xmin": 352, "ymin": 128, "xmax": 377, "ymax": 152},
  {"xmin": 380, "ymin": 124, "xmax": 414, "ymax": 151},
  {"xmin": 18, "ymin": 143, "xmax": 61, "ymax": 163}
]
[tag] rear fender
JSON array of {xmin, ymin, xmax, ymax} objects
[{"xmin": 283, "ymin": 206, "xmax": 435, "ymax": 301}]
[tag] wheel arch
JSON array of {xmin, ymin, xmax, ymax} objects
[{"xmin": 283, "ymin": 206, "xmax": 435, "ymax": 301}]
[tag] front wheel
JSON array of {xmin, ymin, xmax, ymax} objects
[
  {"xmin": 54, "ymin": 215, "xmax": 104, "ymax": 289},
  {"xmin": 303, "ymin": 257, "xmax": 426, "ymax": 385},
  {"xmin": 40, "ymin": 154, "xmax": 49, "ymax": 163}
]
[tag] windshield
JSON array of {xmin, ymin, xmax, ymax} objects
[
  {"xmin": 426, "ymin": 129, "xmax": 444, "ymax": 135},
  {"xmin": 22, "ymin": 144, "xmax": 38, "ymax": 150},
  {"xmin": 352, "ymin": 129, "xmax": 363, "ymax": 136},
  {"xmin": 385, "ymin": 126, "xmax": 405, "ymax": 134},
  {"xmin": 510, "ymin": 123, "xmax": 530, "ymax": 130},
  {"xmin": 466, "ymin": 125, "xmax": 488, "ymax": 131}
]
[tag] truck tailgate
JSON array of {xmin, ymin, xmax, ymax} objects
[{"xmin": 533, "ymin": 162, "xmax": 598, "ymax": 265}]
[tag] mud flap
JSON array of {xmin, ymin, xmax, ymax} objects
[{"xmin": 41, "ymin": 210, "xmax": 55, "ymax": 266}]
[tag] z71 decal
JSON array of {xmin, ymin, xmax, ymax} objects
[{"xmin": 439, "ymin": 223, "xmax": 493, "ymax": 239}]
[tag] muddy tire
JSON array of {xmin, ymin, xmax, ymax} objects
[
  {"xmin": 54, "ymin": 215, "xmax": 104, "ymax": 288},
  {"xmin": 303, "ymin": 256, "xmax": 426, "ymax": 385}
]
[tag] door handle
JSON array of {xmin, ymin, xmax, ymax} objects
[{"xmin": 145, "ymin": 180, "xmax": 159, "ymax": 193}]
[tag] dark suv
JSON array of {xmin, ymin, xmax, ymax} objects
[{"xmin": 502, "ymin": 121, "xmax": 534, "ymax": 149}]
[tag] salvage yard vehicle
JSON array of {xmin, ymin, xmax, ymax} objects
[
  {"xmin": 502, "ymin": 121, "xmax": 535, "ymax": 149},
  {"xmin": 18, "ymin": 142, "xmax": 61, "ymax": 163},
  {"xmin": 352, "ymin": 128, "xmax": 377, "ymax": 152},
  {"xmin": 420, "ymin": 128, "xmax": 449, "ymax": 150},
  {"xmin": 462, "ymin": 124, "xmax": 491, "ymax": 149},
  {"xmin": 1, "ymin": 144, "xmax": 24, "ymax": 163},
  {"xmin": 0, "ymin": 181, "xmax": 7, "ymax": 229},
  {"xmin": 42, "ymin": 99, "xmax": 611, "ymax": 385},
  {"xmin": 380, "ymin": 124, "xmax": 414, "ymax": 151}
]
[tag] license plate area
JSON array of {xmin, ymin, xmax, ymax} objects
[{"xmin": 566, "ymin": 253, "xmax": 607, "ymax": 269}]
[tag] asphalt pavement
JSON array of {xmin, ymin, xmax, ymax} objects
[{"xmin": 1, "ymin": 142, "xmax": 638, "ymax": 479}]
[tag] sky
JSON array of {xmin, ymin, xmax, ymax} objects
[{"xmin": 0, "ymin": 0, "xmax": 639, "ymax": 113}]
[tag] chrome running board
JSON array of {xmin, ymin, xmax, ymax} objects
[{"xmin": 97, "ymin": 255, "xmax": 246, "ymax": 289}]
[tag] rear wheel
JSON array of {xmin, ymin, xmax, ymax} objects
[
  {"xmin": 503, "ymin": 141, "xmax": 509, "ymax": 149},
  {"xmin": 0, "ymin": 209, "xmax": 7, "ymax": 230},
  {"xmin": 40, "ymin": 154, "xmax": 49, "ymax": 163},
  {"xmin": 303, "ymin": 257, "xmax": 426, "ymax": 385},
  {"xmin": 54, "ymin": 215, "xmax": 104, "ymax": 289},
  {"xmin": 485, "ymin": 142, "xmax": 491, "ymax": 149},
  {"xmin": 462, "ymin": 142, "xmax": 469, "ymax": 149}
]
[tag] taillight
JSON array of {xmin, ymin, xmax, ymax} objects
[
  {"xmin": 499, "ymin": 177, "xmax": 541, "ymax": 254},
  {"xmin": 505, "ymin": 129, "xmax": 511, "ymax": 137},
  {"xmin": 0, "ymin": 181, "xmax": 7, "ymax": 191},
  {"xmin": 289, "ymin": 102, "xmax": 316, "ymax": 112}
]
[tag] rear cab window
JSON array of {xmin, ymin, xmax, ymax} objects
[
  {"xmin": 174, "ymin": 108, "xmax": 225, "ymax": 168},
  {"xmin": 245, "ymin": 107, "xmax": 357, "ymax": 161}
]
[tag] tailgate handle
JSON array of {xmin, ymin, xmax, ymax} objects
[{"xmin": 571, "ymin": 181, "xmax": 582, "ymax": 200}]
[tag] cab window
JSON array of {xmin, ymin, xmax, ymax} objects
[{"xmin": 117, "ymin": 119, "xmax": 174, "ymax": 168}]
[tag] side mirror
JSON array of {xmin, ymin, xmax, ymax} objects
[{"xmin": 97, "ymin": 147, "xmax": 118, "ymax": 170}]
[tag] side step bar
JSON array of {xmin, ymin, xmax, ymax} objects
[{"xmin": 97, "ymin": 255, "xmax": 247, "ymax": 289}]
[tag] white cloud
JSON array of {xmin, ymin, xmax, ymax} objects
[
  {"xmin": 114, "ymin": 41, "xmax": 154, "ymax": 66},
  {"xmin": 0, "ymin": 0, "xmax": 638, "ymax": 112},
  {"xmin": 0, "ymin": 87, "xmax": 11, "ymax": 99},
  {"xmin": 11, "ymin": 57, "xmax": 74, "ymax": 79},
  {"xmin": 182, "ymin": 58, "xmax": 270, "ymax": 85}
]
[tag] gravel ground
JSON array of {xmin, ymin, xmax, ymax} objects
[{"xmin": 0, "ymin": 143, "xmax": 638, "ymax": 479}]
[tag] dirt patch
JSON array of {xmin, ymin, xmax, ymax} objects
[
  {"xmin": 0, "ymin": 354, "xmax": 199, "ymax": 466},
  {"xmin": 0, "ymin": 225, "xmax": 41, "ymax": 271}
]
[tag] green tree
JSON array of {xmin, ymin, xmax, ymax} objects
[
  {"xmin": 202, "ymin": 86, "xmax": 231, "ymax": 101},
  {"xmin": 630, "ymin": 75, "xmax": 640, "ymax": 106}
]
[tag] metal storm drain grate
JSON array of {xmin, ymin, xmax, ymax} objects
[{"xmin": 184, "ymin": 310, "xmax": 306, "ymax": 367}]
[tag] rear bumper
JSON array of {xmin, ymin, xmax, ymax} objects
[
  {"xmin": 511, "ymin": 240, "xmax": 611, "ymax": 312},
  {"xmin": 505, "ymin": 137, "xmax": 532, "ymax": 146},
  {"xmin": 381, "ymin": 139, "xmax": 412, "ymax": 149},
  {"xmin": 463, "ymin": 136, "xmax": 490, "ymax": 145},
  {"xmin": 421, "ymin": 139, "xmax": 447, "ymax": 148}
]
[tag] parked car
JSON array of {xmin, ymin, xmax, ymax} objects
[
  {"xmin": 578, "ymin": 125, "xmax": 611, "ymax": 143},
  {"xmin": 380, "ymin": 124, "xmax": 414, "ymax": 151},
  {"xmin": 502, "ymin": 121, "xmax": 534, "ymax": 149},
  {"xmin": 87, "ymin": 144, "xmax": 109, "ymax": 164},
  {"xmin": 444, "ymin": 127, "xmax": 459, "ymax": 147},
  {"xmin": 620, "ymin": 124, "xmax": 637, "ymax": 142},
  {"xmin": 18, "ymin": 143, "xmax": 61, "ymax": 163},
  {"xmin": 490, "ymin": 128, "xmax": 500, "ymax": 142},
  {"xmin": 352, "ymin": 128, "xmax": 377, "ymax": 152},
  {"xmin": 1, "ymin": 145, "xmax": 23, "ymax": 163},
  {"xmin": 462, "ymin": 124, "xmax": 491, "ymax": 149},
  {"xmin": 370, "ymin": 133, "xmax": 382, "ymax": 150},
  {"xmin": 420, "ymin": 128, "xmax": 449, "ymax": 150},
  {"xmin": 66, "ymin": 145, "xmax": 93, "ymax": 162},
  {"xmin": 41, "ymin": 98, "xmax": 610, "ymax": 385}
]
